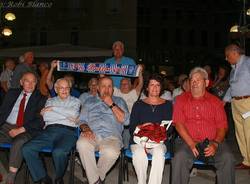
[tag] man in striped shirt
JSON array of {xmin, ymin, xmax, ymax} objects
[{"xmin": 172, "ymin": 67, "xmax": 235, "ymax": 184}]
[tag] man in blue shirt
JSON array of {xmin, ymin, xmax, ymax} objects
[
  {"xmin": 104, "ymin": 41, "xmax": 136, "ymax": 88},
  {"xmin": 224, "ymin": 44, "xmax": 250, "ymax": 170},
  {"xmin": 77, "ymin": 76, "xmax": 129, "ymax": 184}
]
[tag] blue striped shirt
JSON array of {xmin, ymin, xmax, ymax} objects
[{"xmin": 80, "ymin": 95, "xmax": 130, "ymax": 142}]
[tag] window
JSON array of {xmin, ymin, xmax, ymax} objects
[
  {"xmin": 30, "ymin": 29, "xmax": 37, "ymax": 46},
  {"xmin": 161, "ymin": 28, "xmax": 168, "ymax": 45},
  {"xmin": 214, "ymin": 32, "xmax": 221, "ymax": 48},
  {"xmin": 175, "ymin": 28, "xmax": 182, "ymax": 45},
  {"xmin": 188, "ymin": 29, "xmax": 195, "ymax": 46},
  {"xmin": 40, "ymin": 28, "xmax": 47, "ymax": 46},
  {"xmin": 201, "ymin": 30, "xmax": 208, "ymax": 47},
  {"xmin": 161, "ymin": 8, "xmax": 168, "ymax": 21},
  {"xmin": 71, "ymin": 27, "xmax": 79, "ymax": 45},
  {"xmin": 106, "ymin": 0, "xmax": 121, "ymax": 14}
]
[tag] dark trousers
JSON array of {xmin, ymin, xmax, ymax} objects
[
  {"xmin": 0, "ymin": 123, "xmax": 31, "ymax": 169},
  {"xmin": 171, "ymin": 141, "xmax": 235, "ymax": 184},
  {"xmin": 22, "ymin": 126, "xmax": 77, "ymax": 182}
]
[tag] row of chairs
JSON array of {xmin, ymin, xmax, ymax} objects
[{"xmin": 0, "ymin": 126, "xmax": 216, "ymax": 184}]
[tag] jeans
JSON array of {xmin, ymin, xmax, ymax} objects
[{"xmin": 22, "ymin": 126, "xmax": 77, "ymax": 182}]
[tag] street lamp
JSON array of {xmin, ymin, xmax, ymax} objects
[
  {"xmin": 4, "ymin": 12, "xmax": 16, "ymax": 21},
  {"xmin": 2, "ymin": 27, "xmax": 12, "ymax": 36},
  {"xmin": 229, "ymin": 0, "xmax": 250, "ymax": 51}
]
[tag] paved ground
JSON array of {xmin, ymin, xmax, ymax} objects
[{"xmin": 1, "ymin": 138, "xmax": 250, "ymax": 184}]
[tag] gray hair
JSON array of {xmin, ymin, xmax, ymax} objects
[
  {"xmin": 189, "ymin": 67, "xmax": 208, "ymax": 80},
  {"xmin": 225, "ymin": 44, "xmax": 245, "ymax": 55},
  {"xmin": 54, "ymin": 78, "xmax": 72, "ymax": 89},
  {"xmin": 112, "ymin": 41, "xmax": 124, "ymax": 50}
]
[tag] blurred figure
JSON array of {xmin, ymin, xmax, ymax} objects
[
  {"xmin": 0, "ymin": 59, "xmax": 16, "ymax": 93},
  {"xmin": 46, "ymin": 60, "xmax": 80, "ymax": 98},
  {"xmin": 79, "ymin": 77, "xmax": 98, "ymax": 105},
  {"xmin": 38, "ymin": 62, "xmax": 49, "ymax": 96},
  {"xmin": 172, "ymin": 74, "xmax": 188, "ymax": 99},
  {"xmin": 203, "ymin": 65, "xmax": 213, "ymax": 89},
  {"xmin": 210, "ymin": 65, "xmax": 230, "ymax": 99},
  {"xmin": 104, "ymin": 41, "xmax": 136, "ymax": 88},
  {"xmin": 10, "ymin": 51, "xmax": 36, "ymax": 89}
]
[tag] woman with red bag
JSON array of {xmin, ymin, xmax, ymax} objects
[{"xmin": 129, "ymin": 74, "xmax": 172, "ymax": 184}]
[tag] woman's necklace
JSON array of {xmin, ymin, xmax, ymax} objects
[{"xmin": 150, "ymin": 104, "xmax": 157, "ymax": 112}]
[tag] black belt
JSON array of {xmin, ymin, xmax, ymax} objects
[
  {"xmin": 46, "ymin": 124, "xmax": 77, "ymax": 131},
  {"xmin": 232, "ymin": 95, "xmax": 250, "ymax": 100}
]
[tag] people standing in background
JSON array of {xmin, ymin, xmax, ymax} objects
[
  {"xmin": 10, "ymin": 51, "xmax": 36, "ymax": 89},
  {"xmin": 0, "ymin": 59, "xmax": 16, "ymax": 93},
  {"xmin": 104, "ymin": 41, "xmax": 136, "ymax": 88},
  {"xmin": 224, "ymin": 44, "xmax": 250, "ymax": 169}
]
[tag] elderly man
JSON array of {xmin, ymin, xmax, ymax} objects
[
  {"xmin": 172, "ymin": 67, "xmax": 235, "ymax": 184},
  {"xmin": 0, "ymin": 72, "xmax": 47, "ymax": 184},
  {"xmin": 10, "ymin": 51, "xmax": 36, "ymax": 89},
  {"xmin": 223, "ymin": 44, "xmax": 250, "ymax": 169},
  {"xmin": 0, "ymin": 59, "xmax": 16, "ymax": 93},
  {"xmin": 77, "ymin": 76, "xmax": 129, "ymax": 184},
  {"xmin": 22, "ymin": 78, "xmax": 81, "ymax": 184},
  {"xmin": 104, "ymin": 41, "xmax": 136, "ymax": 88}
]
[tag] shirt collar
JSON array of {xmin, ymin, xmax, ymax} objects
[
  {"xmin": 22, "ymin": 90, "xmax": 32, "ymax": 98},
  {"xmin": 189, "ymin": 91, "xmax": 208, "ymax": 101},
  {"xmin": 232, "ymin": 55, "xmax": 245, "ymax": 69}
]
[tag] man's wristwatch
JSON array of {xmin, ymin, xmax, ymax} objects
[{"xmin": 109, "ymin": 103, "xmax": 116, "ymax": 109}]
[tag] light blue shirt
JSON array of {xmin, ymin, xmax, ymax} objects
[
  {"xmin": 104, "ymin": 56, "xmax": 136, "ymax": 87},
  {"xmin": 43, "ymin": 96, "xmax": 81, "ymax": 128},
  {"xmin": 80, "ymin": 95, "xmax": 130, "ymax": 142},
  {"xmin": 79, "ymin": 92, "xmax": 96, "ymax": 106},
  {"xmin": 6, "ymin": 91, "xmax": 32, "ymax": 125},
  {"xmin": 224, "ymin": 55, "xmax": 250, "ymax": 102}
]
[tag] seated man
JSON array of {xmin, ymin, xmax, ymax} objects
[
  {"xmin": 22, "ymin": 78, "xmax": 81, "ymax": 184},
  {"xmin": 77, "ymin": 76, "xmax": 129, "ymax": 184},
  {"xmin": 0, "ymin": 72, "xmax": 47, "ymax": 184},
  {"xmin": 172, "ymin": 67, "xmax": 235, "ymax": 184}
]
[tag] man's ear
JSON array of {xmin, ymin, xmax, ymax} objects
[
  {"xmin": 20, "ymin": 79, "xmax": 24, "ymax": 87},
  {"xmin": 54, "ymin": 86, "xmax": 58, "ymax": 94},
  {"xmin": 205, "ymin": 79, "xmax": 209, "ymax": 87}
]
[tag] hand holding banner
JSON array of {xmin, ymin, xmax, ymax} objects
[{"xmin": 57, "ymin": 60, "xmax": 139, "ymax": 77}]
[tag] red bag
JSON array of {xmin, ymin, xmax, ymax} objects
[{"xmin": 134, "ymin": 123, "xmax": 167, "ymax": 146}]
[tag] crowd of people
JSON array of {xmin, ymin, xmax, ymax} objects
[{"xmin": 0, "ymin": 42, "xmax": 248, "ymax": 184}]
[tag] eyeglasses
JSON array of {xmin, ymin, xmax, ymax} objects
[{"xmin": 57, "ymin": 87, "xmax": 70, "ymax": 91}]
